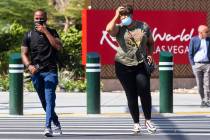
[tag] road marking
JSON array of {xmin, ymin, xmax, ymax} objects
[
  {"xmin": 0, "ymin": 132, "xmax": 210, "ymax": 136},
  {"xmin": 1, "ymin": 112, "xmax": 210, "ymax": 117},
  {"xmin": 0, "ymin": 116, "xmax": 210, "ymax": 139}
]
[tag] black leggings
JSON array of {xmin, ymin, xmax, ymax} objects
[{"xmin": 115, "ymin": 61, "xmax": 152, "ymax": 123}]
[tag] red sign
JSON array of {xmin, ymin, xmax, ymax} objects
[{"xmin": 82, "ymin": 10, "xmax": 207, "ymax": 64}]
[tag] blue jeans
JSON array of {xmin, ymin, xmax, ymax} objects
[{"xmin": 31, "ymin": 71, "xmax": 60, "ymax": 128}]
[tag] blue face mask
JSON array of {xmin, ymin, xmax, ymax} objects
[{"xmin": 121, "ymin": 16, "xmax": 132, "ymax": 26}]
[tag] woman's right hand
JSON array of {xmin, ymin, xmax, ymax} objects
[
  {"xmin": 28, "ymin": 65, "xmax": 38, "ymax": 75},
  {"xmin": 115, "ymin": 6, "xmax": 124, "ymax": 18},
  {"xmin": 106, "ymin": 6, "xmax": 123, "ymax": 36}
]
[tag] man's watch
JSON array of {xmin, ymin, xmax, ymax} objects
[{"xmin": 26, "ymin": 63, "xmax": 31, "ymax": 69}]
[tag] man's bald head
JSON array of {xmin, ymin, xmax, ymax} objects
[
  {"xmin": 198, "ymin": 25, "xmax": 209, "ymax": 39},
  {"xmin": 198, "ymin": 25, "xmax": 208, "ymax": 32}
]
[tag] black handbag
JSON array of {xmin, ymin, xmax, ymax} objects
[
  {"xmin": 135, "ymin": 48, "xmax": 155, "ymax": 76},
  {"xmin": 143, "ymin": 58, "xmax": 155, "ymax": 76},
  {"xmin": 127, "ymin": 28, "xmax": 155, "ymax": 76}
]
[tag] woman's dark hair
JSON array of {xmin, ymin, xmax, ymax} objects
[{"xmin": 119, "ymin": 4, "xmax": 133, "ymax": 15}]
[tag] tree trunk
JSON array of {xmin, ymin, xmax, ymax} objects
[{"xmin": 64, "ymin": 16, "xmax": 69, "ymax": 32}]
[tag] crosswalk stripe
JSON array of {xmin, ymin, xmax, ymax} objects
[
  {"xmin": 0, "ymin": 116, "xmax": 210, "ymax": 119},
  {"xmin": 0, "ymin": 132, "xmax": 210, "ymax": 136},
  {"xmin": 0, "ymin": 116, "xmax": 210, "ymax": 139},
  {"xmin": 0, "ymin": 123, "xmax": 209, "ymax": 129},
  {"xmin": 0, "ymin": 128, "xmax": 210, "ymax": 132}
]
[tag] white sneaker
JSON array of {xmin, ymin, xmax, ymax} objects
[
  {"xmin": 53, "ymin": 125, "xmax": 62, "ymax": 135},
  {"xmin": 132, "ymin": 123, "xmax": 140, "ymax": 133},
  {"xmin": 145, "ymin": 120, "xmax": 156, "ymax": 133},
  {"xmin": 44, "ymin": 128, "xmax": 53, "ymax": 137}
]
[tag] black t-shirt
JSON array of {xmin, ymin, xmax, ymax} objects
[{"xmin": 22, "ymin": 27, "xmax": 59, "ymax": 72}]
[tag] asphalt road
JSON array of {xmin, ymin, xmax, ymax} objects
[{"xmin": 0, "ymin": 115, "xmax": 210, "ymax": 140}]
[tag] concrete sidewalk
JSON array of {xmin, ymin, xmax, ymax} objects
[{"xmin": 0, "ymin": 91, "xmax": 209, "ymax": 116}]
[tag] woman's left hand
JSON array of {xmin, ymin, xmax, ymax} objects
[{"xmin": 147, "ymin": 55, "xmax": 153, "ymax": 64}]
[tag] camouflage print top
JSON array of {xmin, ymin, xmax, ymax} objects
[{"xmin": 115, "ymin": 20, "xmax": 152, "ymax": 66}]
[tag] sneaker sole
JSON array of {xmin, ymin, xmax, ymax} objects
[
  {"xmin": 132, "ymin": 131, "xmax": 140, "ymax": 135},
  {"xmin": 44, "ymin": 133, "xmax": 53, "ymax": 137},
  {"xmin": 132, "ymin": 129, "xmax": 140, "ymax": 133},
  {"xmin": 53, "ymin": 132, "xmax": 62, "ymax": 135},
  {"xmin": 147, "ymin": 129, "xmax": 156, "ymax": 134}
]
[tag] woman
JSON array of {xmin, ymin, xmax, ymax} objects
[{"xmin": 106, "ymin": 4, "xmax": 156, "ymax": 134}]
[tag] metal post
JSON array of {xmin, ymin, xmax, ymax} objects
[
  {"xmin": 86, "ymin": 52, "xmax": 101, "ymax": 114},
  {"xmin": 159, "ymin": 51, "xmax": 173, "ymax": 113},
  {"xmin": 9, "ymin": 53, "xmax": 24, "ymax": 115}
]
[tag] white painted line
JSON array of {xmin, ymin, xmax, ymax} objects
[
  {"xmin": 86, "ymin": 69, "xmax": 101, "ymax": 72},
  {"xmin": 1, "ymin": 120, "xmax": 210, "ymax": 123},
  {"xmin": 9, "ymin": 69, "xmax": 24, "ymax": 73},
  {"xmin": 0, "ymin": 139, "xmax": 119, "ymax": 140},
  {"xmin": 156, "ymin": 133, "xmax": 210, "ymax": 136},
  {"xmin": 9, "ymin": 64, "xmax": 24, "ymax": 68},
  {"xmin": 159, "ymin": 67, "xmax": 173, "ymax": 71},
  {"xmin": 0, "ymin": 132, "xmax": 210, "ymax": 136},
  {"xmin": 0, "ymin": 128, "xmax": 132, "ymax": 130},
  {"xmin": 0, "ymin": 132, "xmax": 42, "ymax": 134},
  {"xmin": 159, "ymin": 62, "xmax": 173, "ymax": 65},
  {"xmin": 0, "ymin": 117, "xmax": 209, "ymax": 121},
  {"xmin": 0, "ymin": 128, "xmax": 210, "ymax": 132},
  {"xmin": 86, "ymin": 63, "xmax": 101, "ymax": 67}
]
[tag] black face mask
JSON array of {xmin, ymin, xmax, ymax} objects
[{"xmin": 34, "ymin": 19, "xmax": 46, "ymax": 25}]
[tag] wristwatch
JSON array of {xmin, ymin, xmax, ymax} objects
[{"xmin": 26, "ymin": 63, "xmax": 31, "ymax": 69}]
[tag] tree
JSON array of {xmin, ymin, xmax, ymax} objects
[
  {"xmin": 0, "ymin": 0, "xmax": 54, "ymax": 29},
  {"xmin": 48, "ymin": 0, "xmax": 85, "ymax": 32}
]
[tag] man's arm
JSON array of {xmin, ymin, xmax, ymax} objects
[
  {"xmin": 35, "ymin": 24, "xmax": 62, "ymax": 51},
  {"xmin": 188, "ymin": 38, "xmax": 195, "ymax": 65},
  {"xmin": 21, "ymin": 46, "xmax": 37, "ymax": 75},
  {"xmin": 43, "ymin": 30, "xmax": 62, "ymax": 51},
  {"xmin": 21, "ymin": 46, "xmax": 30, "ymax": 67}
]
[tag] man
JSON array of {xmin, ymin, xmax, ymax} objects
[
  {"xmin": 21, "ymin": 9, "xmax": 62, "ymax": 137},
  {"xmin": 189, "ymin": 25, "xmax": 210, "ymax": 107}
]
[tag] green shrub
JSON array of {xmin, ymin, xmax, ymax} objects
[
  {"xmin": 0, "ymin": 22, "xmax": 26, "ymax": 74},
  {"xmin": 58, "ymin": 70, "xmax": 86, "ymax": 92},
  {"xmin": 60, "ymin": 26, "xmax": 84, "ymax": 79},
  {"xmin": 0, "ymin": 74, "xmax": 9, "ymax": 91},
  {"xmin": 0, "ymin": 22, "xmax": 26, "ymax": 51},
  {"xmin": 24, "ymin": 81, "xmax": 35, "ymax": 92},
  {"xmin": 60, "ymin": 80, "xmax": 86, "ymax": 92}
]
